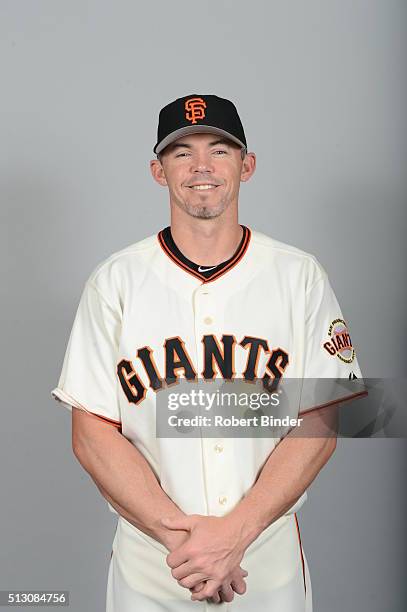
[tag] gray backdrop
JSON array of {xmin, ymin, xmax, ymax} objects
[{"xmin": 1, "ymin": 1, "xmax": 406, "ymax": 610}]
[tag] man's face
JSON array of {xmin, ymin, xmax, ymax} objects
[{"xmin": 150, "ymin": 133, "xmax": 255, "ymax": 219}]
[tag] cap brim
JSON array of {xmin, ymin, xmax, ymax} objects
[{"xmin": 154, "ymin": 125, "xmax": 246, "ymax": 155}]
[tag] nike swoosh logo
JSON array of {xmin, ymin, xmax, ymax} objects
[{"xmin": 198, "ymin": 265, "xmax": 217, "ymax": 272}]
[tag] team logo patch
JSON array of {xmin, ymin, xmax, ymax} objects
[
  {"xmin": 185, "ymin": 97, "xmax": 207, "ymax": 124},
  {"xmin": 323, "ymin": 318, "xmax": 355, "ymax": 364}
]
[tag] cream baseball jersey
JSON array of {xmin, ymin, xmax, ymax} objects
[{"xmin": 51, "ymin": 226, "xmax": 364, "ymax": 610}]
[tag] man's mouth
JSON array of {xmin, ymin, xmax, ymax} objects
[{"xmin": 187, "ymin": 184, "xmax": 219, "ymax": 191}]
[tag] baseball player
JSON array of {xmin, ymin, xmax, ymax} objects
[{"xmin": 51, "ymin": 94, "xmax": 366, "ymax": 611}]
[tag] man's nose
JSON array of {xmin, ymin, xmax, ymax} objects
[{"xmin": 190, "ymin": 153, "xmax": 213, "ymax": 173}]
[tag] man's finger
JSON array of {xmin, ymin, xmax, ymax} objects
[
  {"xmin": 219, "ymin": 583, "xmax": 235, "ymax": 603},
  {"xmin": 166, "ymin": 551, "xmax": 190, "ymax": 571},
  {"xmin": 178, "ymin": 573, "xmax": 209, "ymax": 589},
  {"xmin": 231, "ymin": 578, "xmax": 247, "ymax": 595},
  {"xmin": 191, "ymin": 579, "xmax": 220, "ymax": 601},
  {"xmin": 171, "ymin": 560, "xmax": 196, "ymax": 580},
  {"xmin": 208, "ymin": 591, "xmax": 221, "ymax": 604},
  {"xmin": 190, "ymin": 581, "xmax": 206, "ymax": 593}
]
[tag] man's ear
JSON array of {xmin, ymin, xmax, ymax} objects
[
  {"xmin": 240, "ymin": 152, "xmax": 256, "ymax": 183},
  {"xmin": 150, "ymin": 159, "xmax": 168, "ymax": 186}
]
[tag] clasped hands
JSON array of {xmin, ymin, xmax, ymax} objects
[{"xmin": 161, "ymin": 514, "xmax": 249, "ymax": 604}]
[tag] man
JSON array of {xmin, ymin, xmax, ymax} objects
[{"xmin": 51, "ymin": 94, "xmax": 366, "ymax": 611}]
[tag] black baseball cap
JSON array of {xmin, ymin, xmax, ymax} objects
[{"xmin": 153, "ymin": 94, "xmax": 247, "ymax": 155}]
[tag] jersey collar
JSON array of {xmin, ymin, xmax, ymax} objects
[{"xmin": 157, "ymin": 225, "xmax": 251, "ymax": 283}]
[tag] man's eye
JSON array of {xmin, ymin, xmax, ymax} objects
[
  {"xmin": 175, "ymin": 152, "xmax": 190, "ymax": 158},
  {"xmin": 213, "ymin": 150, "xmax": 227, "ymax": 155}
]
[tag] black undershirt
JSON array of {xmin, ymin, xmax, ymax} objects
[{"xmin": 161, "ymin": 225, "xmax": 249, "ymax": 280}]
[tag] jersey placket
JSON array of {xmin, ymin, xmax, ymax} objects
[{"xmin": 192, "ymin": 281, "xmax": 236, "ymax": 518}]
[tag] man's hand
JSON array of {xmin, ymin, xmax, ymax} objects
[
  {"xmin": 162, "ymin": 524, "xmax": 210, "ymax": 596},
  {"xmin": 162, "ymin": 516, "xmax": 248, "ymax": 603},
  {"xmin": 162, "ymin": 514, "xmax": 248, "ymax": 602},
  {"xmin": 193, "ymin": 566, "xmax": 248, "ymax": 604}
]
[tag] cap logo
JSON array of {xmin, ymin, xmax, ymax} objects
[{"xmin": 185, "ymin": 97, "xmax": 207, "ymax": 124}]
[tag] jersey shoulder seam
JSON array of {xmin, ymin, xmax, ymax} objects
[
  {"xmin": 88, "ymin": 234, "xmax": 158, "ymax": 283},
  {"xmin": 305, "ymin": 272, "xmax": 328, "ymax": 297},
  {"xmin": 250, "ymin": 230, "xmax": 328, "ymax": 294},
  {"xmin": 250, "ymin": 230, "xmax": 320, "ymax": 263},
  {"xmin": 87, "ymin": 280, "xmax": 121, "ymax": 317}
]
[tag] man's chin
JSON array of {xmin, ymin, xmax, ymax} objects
[{"xmin": 182, "ymin": 202, "xmax": 228, "ymax": 220}]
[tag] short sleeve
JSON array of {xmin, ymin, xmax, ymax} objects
[
  {"xmin": 51, "ymin": 280, "xmax": 122, "ymax": 429},
  {"xmin": 300, "ymin": 272, "xmax": 367, "ymax": 413}
]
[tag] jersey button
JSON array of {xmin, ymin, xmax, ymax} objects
[
  {"xmin": 214, "ymin": 443, "xmax": 223, "ymax": 453},
  {"xmin": 218, "ymin": 496, "xmax": 227, "ymax": 506},
  {"xmin": 204, "ymin": 316, "xmax": 213, "ymax": 325}
]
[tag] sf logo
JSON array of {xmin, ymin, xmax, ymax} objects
[{"xmin": 185, "ymin": 97, "xmax": 207, "ymax": 124}]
